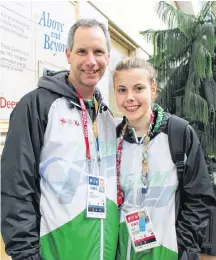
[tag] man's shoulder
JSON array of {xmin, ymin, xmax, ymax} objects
[
  {"xmin": 12, "ymin": 87, "xmax": 61, "ymax": 117},
  {"xmin": 19, "ymin": 87, "xmax": 61, "ymax": 106},
  {"xmin": 20, "ymin": 87, "xmax": 58, "ymax": 102}
]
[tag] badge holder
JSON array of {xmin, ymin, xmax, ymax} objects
[
  {"xmin": 125, "ymin": 209, "xmax": 159, "ymax": 253},
  {"xmin": 87, "ymin": 175, "xmax": 106, "ymax": 219}
]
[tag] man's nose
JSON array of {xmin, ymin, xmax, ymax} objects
[{"xmin": 86, "ymin": 52, "xmax": 97, "ymax": 67}]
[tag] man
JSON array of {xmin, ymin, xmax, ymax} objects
[
  {"xmin": 99, "ymin": 178, "xmax": 105, "ymax": 193},
  {"xmin": 1, "ymin": 19, "xmax": 118, "ymax": 260}
]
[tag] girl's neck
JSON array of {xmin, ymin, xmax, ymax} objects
[{"xmin": 128, "ymin": 107, "xmax": 153, "ymax": 137}]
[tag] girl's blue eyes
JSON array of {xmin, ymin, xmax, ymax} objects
[
  {"xmin": 117, "ymin": 87, "xmax": 144, "ymax": 93},
  {"xmin": 118, "ymin": 88, "xmax": 126, "ymax": 93},
  {"xmin": 136, "ymin": 87, "xmax": 143, "ymax": 91}
]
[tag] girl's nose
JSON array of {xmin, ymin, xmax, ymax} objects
[{"xmin": 126, "ymin": 91, "xmax": 135, "ymax": 102}]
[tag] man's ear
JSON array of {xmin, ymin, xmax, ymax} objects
[{"xmin": 65, "ymin": 48, "xmax": 71, "ymax": 64}]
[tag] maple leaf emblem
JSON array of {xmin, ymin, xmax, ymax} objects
[{"xmin": 60, "ymin": 118, "xmax": 67, "ymax": 124}]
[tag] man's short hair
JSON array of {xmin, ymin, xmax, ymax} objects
[{"xmin": 67, "ymin": 19, "xmax": 111, "ymax": 52}]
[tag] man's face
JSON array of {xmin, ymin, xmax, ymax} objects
[
  {"xmin": 100, "ymin": 179, "xmax": 104, "ymax": 188},
  {"xmin": 66, "ymin": 26, "xmax": 110, "ymax": 90}
]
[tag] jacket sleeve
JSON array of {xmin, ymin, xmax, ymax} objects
[
  {"xmin": 1, "ymin": 91, "xmax": 47, "ymax": 260},
  {"xmin": 176, "ymin": 125, "xmax": 216, "ymax": 260}
]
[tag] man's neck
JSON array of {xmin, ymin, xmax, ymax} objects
[
  {"xmin": 68, "ymin": 75, "xmax": 95, "ymax": 100},
  {"xmin": 128, "ymin": 107, "xmax": 152, "ymax": 137}
]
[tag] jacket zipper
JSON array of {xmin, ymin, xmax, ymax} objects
[
  {"xmin": 126, "ymin": 238, "xmax": 131, "ymax": 260},
  {"xmin": 88, "ymin": 111, "xmax": 104, "ymax": 260},
  {"xmin": 71, "ymin": 97, "xmax": 105, "ymax": 259},
  {"xmin": 100, "ymin": 219, "xmax": 104, "ymax": 260},
  {"xmin": 94, "ymin": 111, "xmax": 104, "ymax": 260},
  {"xmin": 126, "ymin": 128, "xmax": 144, "ymax": 260}
]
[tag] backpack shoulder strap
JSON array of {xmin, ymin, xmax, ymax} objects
[{"xmin": 168, "ymin": 115, "xmax": 189, "ymax": 181}]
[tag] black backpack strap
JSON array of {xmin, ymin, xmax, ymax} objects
[
  {"xmin": 168, "ymin": 115, "xmax": 188, "ymax": 180},
  {"xmin": 168, "ymin": 115, "xmax": 189, "ymax": 211}
]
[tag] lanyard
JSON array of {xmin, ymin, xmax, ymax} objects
[
  {"xmin": 117, "ymin": 122, "xmax": 128, "ymax": 206},
  {"xmin": 117, "ymin": 113, "xmax": 155, "ymax": 207},
  {"xmin": 77, "ymin": 92, "xmax": 100, "ymax": 174},
  {"xmin": 93, "ymin": 97, "xmax": 100, "ymax": 160}
]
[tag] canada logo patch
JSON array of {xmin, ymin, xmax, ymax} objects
[{"xmin": 60, "ymin": 117, "xmax": 80, "ymax": 127}]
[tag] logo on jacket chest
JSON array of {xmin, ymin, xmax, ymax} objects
[
  {"xmin": 60, "ymin": 117, "xmax": 80, "ymax": 127},
  {"xmin": 121, "ymin": 171, "xmax": 177, "ymax": 209}
]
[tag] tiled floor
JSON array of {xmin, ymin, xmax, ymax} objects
[
  {"xmin": 1, "ymin": 236, "xmax": 11, "ymax": 260},
  {"xmin": 201, "ymin": 256, "xmax": 216, "ymax": 260}
]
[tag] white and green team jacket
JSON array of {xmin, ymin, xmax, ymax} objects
[{"xmin": 1, "ymin": 70, "xmax": 118, "ymax": 260}]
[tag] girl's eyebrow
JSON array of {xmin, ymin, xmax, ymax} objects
[
  {"xmin": 116, "ymin": 85, "xmax": 126, "ymax": 88},
  {"xmin": 134, "ymin": 84, "xmax": 147, "ymax": 89},
  {"xmin": 134, "ymin": 83, "xmax": 145, "ymax": 87}
]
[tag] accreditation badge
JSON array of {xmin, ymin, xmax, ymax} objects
[
  {"xmin": 125, "ymin": 209, "xmax": 159, "ymax": 253},
  {"xmin": 86, "ymin": 175, "xmax": 106, "ymax": 219}
]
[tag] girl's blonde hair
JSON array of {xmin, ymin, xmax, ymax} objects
[{"xmin": 113, "ymin": 57, "xmax": 157, "ymax": 85}]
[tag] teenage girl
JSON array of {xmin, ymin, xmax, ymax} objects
[{"xmin": 113, "ymin": 57, "xmax": 216, "ymax": 260}]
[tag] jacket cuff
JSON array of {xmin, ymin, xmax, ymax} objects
[
  {"xmin": 13, "ymin": 253, "xmax": 41, "ymax": 260},
  {"xmin": 26, "ymin": 253, "xmax": 41, "ymax": 260},
  {"xmin": 179, "ymin": 248, "xmax": 200, "ymax": 260}
]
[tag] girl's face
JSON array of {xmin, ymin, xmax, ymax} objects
[{"xmin": 114, "ymin": 68, "xmax": 156, "ymax": 123}]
